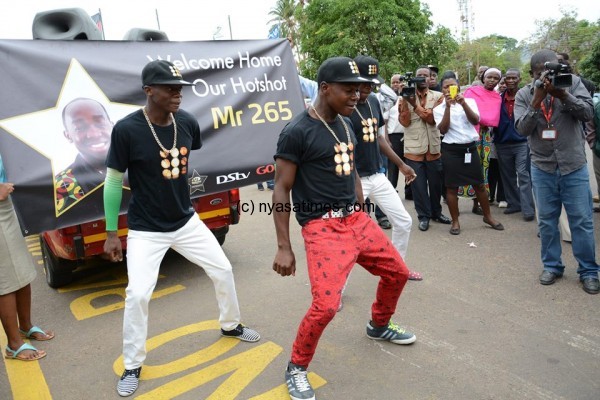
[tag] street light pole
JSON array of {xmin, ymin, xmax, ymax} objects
[{"xmin": 466, "ymin": 61, "xmax": 472, "ymax": 84}]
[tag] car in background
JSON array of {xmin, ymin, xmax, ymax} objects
[{"xmin": 39, "ymin": 189, "xmax": 240, "ymax": 288}]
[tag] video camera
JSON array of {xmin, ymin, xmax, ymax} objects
[
  {"xmin": 534, "ymin": 62, "xmax": 572, "ymax": 89},
  {"xmin": 400, "ymin": 72, "xmax": 427, "ymax": 97}
]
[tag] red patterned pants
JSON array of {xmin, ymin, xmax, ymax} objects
[{"xmin": 291, "ymin": 211, "xmax": 409, "ymax": 367}]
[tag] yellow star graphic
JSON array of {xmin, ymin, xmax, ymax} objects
[{"xmin": 0, "ymin": 59, "xmax": 138, "ymax": 216}]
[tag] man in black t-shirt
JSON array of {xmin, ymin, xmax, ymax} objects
[
  {"xmin": 102, "ymin": 60, "xmax": 260, "ymax": 397},
  {"xmin": 350, "ymin": 55, "xmax": 422, "ymax": 281},
  {"xmin": 273, "ymin": 56, "xmax": 416, "ymax": 400}
]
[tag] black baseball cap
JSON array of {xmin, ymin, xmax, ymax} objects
[
  {"xmin": 142, "ymin": 60, "xmax": 194, "ymax": 86},
  {"xmin": 427, "ymin": 65, "xmax": 439, "ymax": 74},
  {"xmin": 354, "ymin": 55, "xmax": 384, "ymax": 85},
  {"xmin": 317, "ymin": 57, "xmax": 370, "ymax": 85}
]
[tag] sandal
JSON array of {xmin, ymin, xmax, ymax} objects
[
  {"xmin": 471, "ymin": 206, "xmax": 483, "ymax": 215},
  {"xmin": 408, "ymin": 270, "xmax": 423, "ymax": 281},
  {"xmin": 19, "ymin": 326, "xmax": 55, "ymax": 341},
  {"xmin": 483, "ymin": 218, "xmax": 504, "ymax": 231},
  {"xmin": 449, "ymin": 226, "xmax": 461, "ymax": 235},
  {"xmin": 5, "ymin": 343, "xmax": 46, "ymax": 361}
]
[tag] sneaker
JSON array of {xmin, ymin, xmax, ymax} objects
[
  {"xmin": 117, "ymin": 367, "xmax": 141, "ymax": 397},
  {"xmin": 366, "ymin": 321, "xmax": 416, "ymax": 345},
  {"xmin": 221, "ymin": 324, "xmax": 261, "ymax": 342},
  {"xmin": 498, "ymin": 201, "xmax": 508, "ymax": 208},
  {"xmin": 285, "ymin": 362, "xmax": 315, "ymax": 400},
  {"xmin": 378, "ymin": 217, "xmax": 392, "ymax": 229}
]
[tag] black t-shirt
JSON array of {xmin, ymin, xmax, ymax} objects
[
  {"xmin": 275, "ymin": 109, "xmax": 358, "ymax": 226},
  {"xmin": 106, "ymin": 109, "xmax": 202, "ymax": 232},
  {"xmin": 349, "ymin": 94, "xmax": 385, "ymax": 177}
]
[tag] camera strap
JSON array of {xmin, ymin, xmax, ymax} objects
[
  {"xmin": 540, "ymin": 97, "xmax": 554, "ymax": 128},
  {"xmin": 540, "ymin": 96, "xmax": 557, "ymax": 140}
]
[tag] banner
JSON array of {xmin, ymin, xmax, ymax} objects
[{"xmin": 0, "ymin": 39, "xmax": 304, "ymax": 234}]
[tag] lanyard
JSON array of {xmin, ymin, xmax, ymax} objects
[{"xmin": 540, "ymin": 96, "xmax": 554, "ymax": 127}]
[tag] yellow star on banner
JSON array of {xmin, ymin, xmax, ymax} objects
[{"xmin": 0, "ymin": 59, "xmax": 139, "ymax": 216}]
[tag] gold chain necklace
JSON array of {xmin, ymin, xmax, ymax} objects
[
  {"xmin": 311, "ymin": 106, "xmax": 354, "ymax": 176},
  {"xmin": 354, "ymin": 100, "xmax": 377, "ymax": 142},
  {"xmin": 142, "ymin": 107, "xmax": 182, "ymax": 179}
]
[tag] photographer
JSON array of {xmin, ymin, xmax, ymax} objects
[
  {"xmin": 399, "ymin": 66, "xmax": 450, "ymax": 231},
  {"xmin": 515, "ymin": 49, "xmax": 598, "ymax": 295}
]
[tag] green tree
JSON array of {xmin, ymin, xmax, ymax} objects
[
  {"xmin": 524, "ymin": 10, "xmax": 600, "ymax": 68},
  {"xmin": 295, "ymin": 0, "xmax": 457, "ymax": 80},
  {"xmin": 444, "ymin": 35, "xmax": 523, "ymax": 85},
  {"xmin": 268, "ymin": 0, "xmax": 304, "ymax": 57},
  {"xmin": 578, "ymin": 36, "xmax": 600, "ymax": 87}
]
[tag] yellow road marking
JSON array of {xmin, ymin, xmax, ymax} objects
[
  {"xmin": 0, "ymin": 331, "xmax": 52, "ymax": 399},
  {"xmin": 70, "ymin": 285, "xmax": 185, "ymax": 321}
]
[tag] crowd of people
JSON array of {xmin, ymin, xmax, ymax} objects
[
  {"xmin": 1, "ymin": 50, "xmax": 598, "ymax": 400},
  {"xmin": 275, "ymin": 50, "xmax": 599, "ymax": 400}
]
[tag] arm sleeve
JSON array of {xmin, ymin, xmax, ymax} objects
[{"xmin": 104, "ymin": 167, "xmax": 124, "ymax": 231}]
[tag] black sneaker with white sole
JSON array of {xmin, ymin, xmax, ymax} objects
[
  {"xmin": 117, "ymin": 367, "xmax": 141, "ymax": 397},
  {"xmin": 366, "ymin": 321, "xmax": 416, "ymax": 344},
  {"xmin": 220, "ymin": 324, "xmax": 261, "ymax": 342},
  {"xmin": 285, "ymin": 362, "xmax": 315, "ymax": 400}
]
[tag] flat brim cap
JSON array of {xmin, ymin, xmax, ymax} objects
[
  {"xmin": 317, "ymin": 57, "xmax": 370, "ymax": 85},
  {"xmin": 142, "ymin": 60, "xmax": 194, "ymax": 86},
  {"xmin": 354, "ymin": 55, "xmax": 384, "ymax": 85},
  {"xmin": 427, "ymin": 65, "xmax": 439, "ymax": 74}
]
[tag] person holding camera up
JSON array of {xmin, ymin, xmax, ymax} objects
[
  {"xmin": 399, "ymin": 66, "xmax": 451, "ymax": 232},
  {"xmin": 515, "ymin": 49, "xmax": 599, "ymax": 295},
  {"xmin": 433, "ymin": 72, "xmax": 503, "ymax": 235}
]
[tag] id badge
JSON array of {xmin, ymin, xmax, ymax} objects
[
  {"xmin": 464, "ymin": 153, "xmax": 472, "ymax": 163},
  {"xmin": 542, "ymin": 129, "xmax": 557, "ymax": 140}
]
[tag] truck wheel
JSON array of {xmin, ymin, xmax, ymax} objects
[{"xmin": 40, "ymin": 236, "xmax": 75, "ymax": 288}]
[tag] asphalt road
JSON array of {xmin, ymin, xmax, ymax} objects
[{"xmin": 1, "ymin": 170, "xmax": 599, "ymax": 400}]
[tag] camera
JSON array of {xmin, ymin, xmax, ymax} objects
[
  {"xmin": 401, "ymin": 72, "xmax": 427, "ymax": 97},
  {"xmin": 535, "ymin": 62, "xmax": 572, "ymax": 89}
]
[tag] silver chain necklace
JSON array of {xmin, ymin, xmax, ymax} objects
[{"xmin": 310, "ymin": 106, "xmax": 354, "ymax": 176}]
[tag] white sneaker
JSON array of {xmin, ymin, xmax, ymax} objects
[{"xmin": 498, "ymin": 201, "xmax": 508, "ymax": 208}]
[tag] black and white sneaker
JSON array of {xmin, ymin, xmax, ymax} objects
[
  {"xmin": 285, "ymin": 362, "xmax": 315, "ymax": 400},
  {"xmin": 220, "ymin": 324, "xmax": 261, "ymax": 342},
  {"xmin": 366, "ymin": 321, "xmax": 416, "ymax": 344},
  {"xmin": 117, "ymin": 367, "xmax": 141, "ymax": 397}
]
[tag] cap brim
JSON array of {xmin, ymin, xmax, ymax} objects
[
  {"xmin": 371, "ymin": 76, "xmax": 384, "ymax": 85},
  {"xmin": 332, "ymin": 76, "xmax": 371, "ymax": 83},
  {"xmin": 150, "ymin": 79, "xmax": 195, "ymax": 86}
]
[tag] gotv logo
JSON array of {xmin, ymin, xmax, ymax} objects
[
  {"xmin": 256, "ymin": 164, "xmax": 275, "ymax": 175},
  {"xmin": 216, "ymin": 172, "xmax": 250, "ymax": 184}
]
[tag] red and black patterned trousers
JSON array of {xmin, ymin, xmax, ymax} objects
[{"xmin": 291, "ymin": 211, "xmax": 409, "ymax": 367}]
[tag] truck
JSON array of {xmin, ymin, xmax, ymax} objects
[{"xmin": 39, "ymin": 189, "xmax": 241, "ymax": 288}]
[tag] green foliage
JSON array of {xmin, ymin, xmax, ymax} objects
[
  {"xmin": 444, "ymin": 35, "xmax": 524, "ymax": 86},
  {"xmin": 525, "ymin": 10, "xmax": 599, "ymax": 65},
  {"xmin": 268, "ymin": 2, "xmax": 599, "ymax": 89},
  {"xmin": 578, "ymin": 37, "xmax": 600, "ymax": 87},
  {"xmin": 295, "ymin": 0, "xmax": 457, "ymax": 80}
]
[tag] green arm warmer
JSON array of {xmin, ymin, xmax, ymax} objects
[{"xmin": 104, "ymin": 168, "xmax": 124, "ymax": 231}]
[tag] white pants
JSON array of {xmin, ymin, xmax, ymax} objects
[
  {"xmin": 361, "ymin": 173, "xmax": 412, "ymax": 258},
  {"xmin": 123, "ymin": 215, "xmax": 241, "ymax": 369}
]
